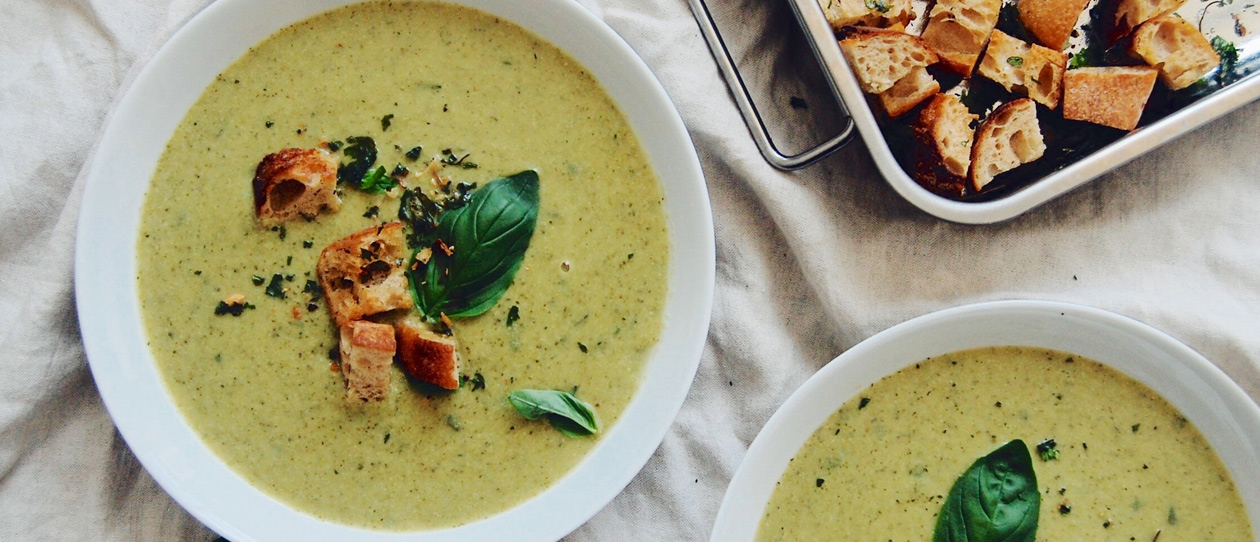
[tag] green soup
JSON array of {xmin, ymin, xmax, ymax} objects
[
  {"xmin": 137, "ymin": 1, "xmax": 667, "ymax": 530},
  {"xmin": 758, "ymin": 347, "xmax": 1253, "ymax": 542}
]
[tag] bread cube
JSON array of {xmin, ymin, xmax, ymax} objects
[
  {"xmin": 839, "ymin": 27, "xmax": 940, "ymax": 95},
  {"xmin": 252, "ymin": 148, "xmax": 341, "ymax": 226},
  {"xmin": 1063, "ymin": 66, "xmax": 1159, "ymax": 130},
  {"xmin": 1114, "ymin": 0, "xmax": 1187, "ymax": 38},
  {"xmin": 819, "ymin": 0, "xmax": 914, "ymax": 31},
  {"xmin": 339, "ymin": 320, "xmax": 396, "ymax": 403},
  {"xmin": 978, "ymin": 30, "xmax": 1067, "ymax": 109},
  {"xmin": 879, "ymin": 66, "xmax": 942, "ymax": 118},
  {"xmin": 969, "ymin": 98, "xmax": 1046, "ymax": 191},
  {"xmin": 1018, "ymin": 0, "xmax": 1092, "ymax": 50},
  {"xmin": 395, "ymin": 320, "xmax": 461, "ymax": 390},
  {"xmin": 913, "ymin": 94, "xmax": 979, "ymax": 198},
  {"xmin": 920, "ymin": 0, "xmax": 1003, "ymax": 76},
  {"xmin": 1131, "ymin": 15, "xmax": 1220, "ymax": 90},
  {"xmin": 317, "ymin": 222, "xmax": 413, "ymax": 326}
]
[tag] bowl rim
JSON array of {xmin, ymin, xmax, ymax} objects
[
  {"xmin": 73, "ymin": 0, "xmax": 715, "ymax": 540},
  {"xmin": 710, "ymin": 300, "xmax": 1260, "ymax": 541}
]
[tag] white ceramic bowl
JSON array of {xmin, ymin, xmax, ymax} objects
[
  {"xmin": 711, "ymin": 300, "xmax": 1260, "ymax": 541},
  {"xmin": 74, "ymin": 1, "xmax": 714, "ymax": 540}
]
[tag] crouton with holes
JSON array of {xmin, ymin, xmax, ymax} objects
[
  {"xmin": 1018, "ymin": 0, "xmax": 1091, "ymax": 50},
  {"xmin": 395, "ymin": 320, "xmax": 460, "ymax": 390},
  {"xmin": 317, "ymin": 221, "xmax": 413, "ymax": 326},
  {"xmin": 1062, "ymin": 66, "xmax": 1159, "ymax": 130},
  {"xmin": 819, "ymin": 0, "xmax": 914, "ymax": 31},
  {"xmin": 339, "ymin": 320, "xmax": 396, "ymax": 403},
  {"xmin": 879, "ymin": 66, "xmax": 942, "ymax": 118},
  {"xmin": 839, "ymin": 28, "xmax": 940, "ymax": 95},
  {"xmin": 920, "ymin": 0, "xmax": 1002, "ymax": 75},
  {"xmin": 252, "ymin": 148, "xmax": 341, "ymax": 226},
  {"xmin": 1114, "ymin": 0, "xmax": 1186, "ymax": 38},
  {"xmin": 913, "ymin": 94, "xmax": 979, "ymax": 198},
  {"xmin": 1131, "ymin": 16, "xmax": 1220, "ymax": 90},
  {"xmin": 977, "ymin": 30, "xmax": 1067, "ymax": 109},
  {"xmin": 969, "ymin": 98, "xmax": 1046, "ymax": 191}
]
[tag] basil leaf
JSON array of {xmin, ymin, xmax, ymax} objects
[
  {"xmin": 337, "ymin": 136, "xmax": 377, "ymax": 185},
  {"xmin": 508, "ymin": 389, "xmax": 598, "ymax": 437},
  {"xmin": 413, "ymin": 170, "xmax": 539, "ymax": 320},
  {"xmin": 359, "ymin": 165, "xmax": 397, "ymax": 193},
  {"xmin": 933, "ymin": 440, "xmax": 1040, "ymax": 542}
]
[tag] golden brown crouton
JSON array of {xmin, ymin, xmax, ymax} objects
[
  {"xmin": 395, "ymin": 320, "xmax": 460, "ymax": 390},
  {"xmin": 969, "ymin": 98, "xmax": 1046, "ymax": 191},
  {"xmin": 819, "ymin": 0, "xmax": 914, "ymax": 31},
  {"xmin": 913, "ymin": 94, "xmax": 979, "ymax": 198},
  {"xmin": 977, "ymin": 30, "xmax": 1067, "ymax": 109},
  {"xmin": 339, "ymin": 320, "xmax": 396, "ymax": 403},
  {"xmin": 920, "ymin": 0, "xmax": 1002, "ymax": 76},
  {"xmin": 1131, "ymin": 16, "xmax": 1220, "ymax": 90},
  {"xmin": 317, "ymin": 222, "xmax": 413, "ymax": 326},
  {"xmin": 839, "ymin": 28, "xmax": 940, "ymax": 95},
  {"xmin": 1018, "ymin": 0, "xmax": 1091, "ymax": 50},
  {"xmin": 1063, "ymin": 66, "xmax": 1159, "ymax": 130},
  {"xmin": 1114, "ymin": 0, "xmax": 1187, "ymax": 38},
  {"xmin": 878, "ymin": 66, "xmax": 941, "ymax": 118},
  {"xmin": 252, "ymin": 148, "xmax": 341, "ymax": 226}
]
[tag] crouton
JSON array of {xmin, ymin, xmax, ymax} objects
[
  {"xmin": 879, "ymin": 66, "xmax": 942, "ymax": 118},
  {"xmin": 1114, "ymin": 0, "xmax": 1187, "ymax": 38},
  {"xmin": 1063, "ymin": 66, "xmax": 1159, "ymax": 130},
  {"xmin": 1017, "ymin": 0, "xmax": 1091, "ymax": 50},
  {"xmin": 317, "ymin": 222, "xmax": 413, "ymax": 326},
  {"xmin": 339, "ymin": 320, "xmax": 396, "ymax": 403},
  {"xmin": 819, "ymin": 0, "xmax": 914, "ymax": 31},
  {"xmin": 1131, "ymin": 16, "xmax": 1220, "ymax": 90},
  {"xmin": 839, "ymin": 28, "xmax": 940, "ymax": 94},
  {"xmin": 252, "ymin": 148, "xmax": 341, "ymax": 226},
  {"xmin": 969, "ymin": 98, "xmax": 1046, "ymax": 191},
  {"xmin": 920, "ymin": 0, "xmax": 1003, "ymax": 75},
  {"xmin": 913, "ymin": 94, "xmax": 979, "ymax": 198},
  {"xmin": 395, "ymin": 320, "xmax": 460, "ymax": 390},
  {"xmin": 977, "ymin": 30, "xmax": 1067, "ymax": 109}
]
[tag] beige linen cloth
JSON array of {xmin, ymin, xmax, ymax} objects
[{"xmin": 3, "ymin": 0, "xmax": 1260, "ymax": 539}]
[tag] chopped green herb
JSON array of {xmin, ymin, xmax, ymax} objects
[
  {"xmin": 1036, "ymin": 439, "xmax": 1060, "ymax": 461},
  {"xmin": 815, "ymin": 478, "xmax": 825, "ymax": 488},
  {"xmin": 265, "ymin": 274, "xmax": 286, "ymax": 298},
  {"xmin": 858, "ymin": 397, "xmax": 871, "ymax": 409},
  {"xmin": 264, "ymin": 120, "xmax": 274, "ymax": 128},
  {"xmin": 392, "ymin": 164, "xmax": 409, "ymax": 177},
  {"xmin": 1068, "ymin": 48, "xmax": 1096, "ymax": 69},
  {"xmin": 251, "ymin": 275, "xmax": 265, "ymax": 286},
  {"xmin": 1168, "ymin": 506, "xmax": 1178, "ymax": 525},
  {"xmin": 863, "ymin": 0, "xmax": 891, "ymax": 12},
  {"xmin": 214, "ymin": 353, "xmax": 223, "ymax": 362},
  {"xmin": 578, "ymin": 342, "xmax": 588, "ymax": 353},
  {"xmin": 1211, "ymin": 36, "xmax": 1238, "ymax": 84},
  {"xmin": 302, "ymin": 240, "xmax": 313, "ymax": 249},
  {"xmin": 327, "ymin": 140, "xmax": 343, "ymax": 152},
  {"xmin": 359, "ymin": 166, "xmax": 398, "ymax": 193},
  {"xmin": 445, "ymin": 414, "xmax": 462, "ymax": 431},
  {"xmin": 467, "ymin": 372, "xmax": 486, "ymax": 391},
  {"xmin": 381, "ymin": 113, "xmax": 394, "ymax": 131},
  {"xmin": 506, "ymin": 305, "xmax": 520, "ymax": 326},
  {"xmin": 213, "ymin": 300, "xmax": 255, "ymax": 316},
  {"xmin": 337, "ymin": 136, "xmax": 378, "ymax": 186},
  {"xmin": 303, "ymin": 280, "xmax": 322, "ymax": 295},
  {"xmin": 405, "ymin": 146, "xmax": 423, "ymax": 161},
  {"xmin": 1059, "ymin": 503, "xmax": 1072, "ymax": 515},
  {"xmin": 363, "ymin": 205, "xmax": 380, "ymax": 219},
  {"xmin": 461, "ymin": 161, "xmax": 479, "ymax": 169},
  {"xmin": 1007, "ymin": 56, "xmax": 1024, "ymax": 67},
  {"xmin": 1131, "ymin": 423, "xmax": 1141, "ymax": 433}
]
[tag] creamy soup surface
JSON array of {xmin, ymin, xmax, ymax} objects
[
  {"xmin": 758, "ymin": 347, "xmax": 1254, "ymax": 542},
  {"xmin": 137, "ymin": 1, "xmax": 667, "ymax": 530}
]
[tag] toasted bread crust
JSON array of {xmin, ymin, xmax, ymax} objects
[
  {"xmin": 317, "ymin": 222, "xmax": 413, "ymax": 326},
  {"xmin": 819, "ymin": 0, "xmax": 914, "ymax": 30},
  {"xmin": 252, "ymin": 148, "xmax": 341, "ymax": 226},
  {"xmin": 1131, "ymin": 16, "xmax": 1220, "ymax": 90},
  {"xmin": 339, "ymin": 320, "xmax": 396, "ymax": 403},
  {"xmin": 879, "ymin": 66, "xmax": 942, "ymax": 118},
  {"xmin": 1114, "ymin": 0, "xmax": 1187, "ymax": 38},
  {"xmin": 1018, "ymin": 0, "xmax": 1092, "ymax": 50},
  {"xmin": 839, "ymin": 27, "xmax": 940, "ymax": 95},
  {"xmin": 1062, "ymin": 66, "xmax": 1159, "ymax": 130},
  {"xmin": 913, "ymin": 94, "xmax": 979, "ymax": 198},
  {"xmin": 977, "ymin": 30, "xmax": 1067, "ymax": 109},
  {"xmin": 395, "ymin": 320, "xmax": 460, "ymax": 390},
  {"xmin": 968, "ymin": 98, "xmax": 1046, "ymax": 191},
  {"xmin": 920, "ymin": 0, "xmax": 1002, "ymax": 76}
]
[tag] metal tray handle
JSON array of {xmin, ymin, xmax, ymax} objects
[{"xmin": 688, "ymin": 0, "xmax": 856, "ymax": 170}]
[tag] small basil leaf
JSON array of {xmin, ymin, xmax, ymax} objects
[
  {"xmin": 508, "ymin": 389, "xmax": 598, "ymax": 437},
  {"xmin": 414, "ymin": 170, "xmax": 539, "ymax": 320},
  {"xmin": 337, "ymin": 136, "xmax": 377, "ymax": 185},
  {"xmin": 933, "ymin": 440, "xmax": 1039, "ymax": 542}
]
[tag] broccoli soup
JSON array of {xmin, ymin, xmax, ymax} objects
[
  {"xmin": 757, "ymin": 347, "xmax": 1253, "ymax": 542},
  {"xmin": 136, "ymin": 1, "xmax": 667, "ymax": 530}
]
